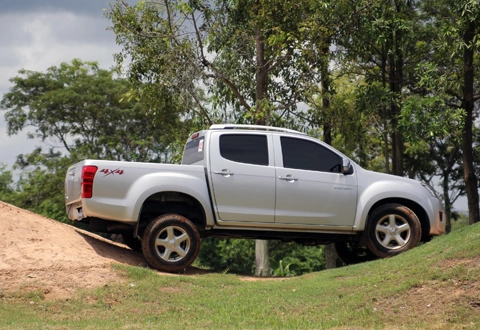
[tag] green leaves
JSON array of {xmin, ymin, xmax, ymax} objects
[
  {"xmin": 106, "ymin": 0, "xmax": 333, "ymax": 126},
  {"xmin": 400, "ymin": 95, "xmax": 465, "ymax": 153},
  {"xmin": 0, "ymin": 59, "xmax": 187, "ymax": 220},
  {"xmin": 1, "ymin": 59, "xmax": 179, "ymax": 163}
]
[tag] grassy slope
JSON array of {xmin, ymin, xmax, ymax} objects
[{"xmin": 1, "ymin": 222, "xmax": 480, "ymax": 329}]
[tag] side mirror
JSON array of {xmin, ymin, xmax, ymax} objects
[{"xmin": 342, "ymin": 158, "xmax": 351, "ymax": 174}]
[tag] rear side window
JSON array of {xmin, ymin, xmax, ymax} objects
[
  {"xmin": 220, "ymin": 134, "xmax": 268, "ymax": 166},
  {"xmin": 281, "ymin": 137, "xmax": 341, "ymax": 172},
  {"xmin": 182, "ymin": 137, "xmax": 205, "ymax": 164}
]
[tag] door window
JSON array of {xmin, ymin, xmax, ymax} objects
[
  {"xmin": 220, "ymin": 134, "xmax": 269, "ymax": 166},
  {"xmin": 281, "ymin": 137, "xmax": 341, "ymax": 172}
]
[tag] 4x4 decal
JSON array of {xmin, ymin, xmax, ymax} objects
[{"xmin": 99, "ymin": 168, "xmax": 124, "ymax": 176}]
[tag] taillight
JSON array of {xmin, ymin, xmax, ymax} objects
[{"xmin": 81, "ymin": 165, "xmax": 98, "ymax": 198}]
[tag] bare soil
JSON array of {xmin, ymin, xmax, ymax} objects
[{"xmin": 0, "ymin": 201, "xmax": 205, "ymax": 300}]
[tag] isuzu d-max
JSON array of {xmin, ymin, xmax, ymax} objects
[{"xmin": 65, "ymin": 124, "xmax": 445, "ymax": 272}]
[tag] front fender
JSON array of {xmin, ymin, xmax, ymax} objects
[{"xmin": 353, "ymin": 180, "xmax": 429, "ymax": 231}]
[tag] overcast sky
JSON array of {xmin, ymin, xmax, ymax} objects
[{"xmin": 0, "ymin": 0, "xmax": 127, "ymax": 169}]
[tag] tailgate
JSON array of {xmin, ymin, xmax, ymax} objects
[{"xmin": 64, "ymin": 162, "xmax": 84, "ymax": 213}]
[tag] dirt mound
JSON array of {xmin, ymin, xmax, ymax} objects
[{"xmin": 0, "ymin": 201, "xmax": 149, "ymax": 299}]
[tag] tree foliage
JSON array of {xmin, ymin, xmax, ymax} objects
[
  {"xmin": 334, "ymin": 0, "xmax": 429, "ymax": 176},
  {"xmin": 1, "ymin": 59, "xmax": 184, "ymax": 162},
  {"xmin": 0, "ymin": 163, "xmax": 14, "ymax": 203},
  {"xmin": 417, "ymin": 0, "xmax": 480, "ymax": 224},
  {"xmin": 106, "ymin": 0, "xmax": 333, "ymax": 127},
  {"xmin": 0, "ymin": 59, "xmax": 188, "ymax": 219}
]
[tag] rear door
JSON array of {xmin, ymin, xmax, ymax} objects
[
  {"xmin": 209, "ymin": 131, "xmax": 276, "ymax": 223},
  {"xmin": 274, "ymin": 136, "xmax": 358, "ymax": 227}
]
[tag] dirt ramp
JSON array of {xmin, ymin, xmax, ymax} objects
[{"xmin": 0, "ymin": 201, "xmax": 146, "ymax": 298}]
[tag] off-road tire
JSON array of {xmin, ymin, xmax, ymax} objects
[
  {"xmin": 142, "ymin": 214, "xmax": 201, "ymax": 273},
  {"xmin": 366, "ymin": 203, "xmax": 422, "ymax": 258}
]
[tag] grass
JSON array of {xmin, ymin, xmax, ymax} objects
[{"xmin": 1, "ymin": 221, "xmax": 480, "ymax": 329}]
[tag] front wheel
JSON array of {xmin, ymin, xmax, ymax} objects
[
  {"xmin": 366, "ymin": 203, "xmax": 422, "ymax": 258},
  {"xmin": 142, "ymin": 214, "xmax": 201, "ymax": 273}
]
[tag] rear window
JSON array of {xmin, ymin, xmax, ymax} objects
[{"xmin": 182, "ymin": 136, "xmax": 205, "ymax": 164}]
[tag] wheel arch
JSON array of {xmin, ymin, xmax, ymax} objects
[
  {"xmin": 135, "ymin": 191, "xmax": 209, "ymax": 237},
  {"xmin": 366, "ymin": 198, "xmax": 430, "ymax": 241}
]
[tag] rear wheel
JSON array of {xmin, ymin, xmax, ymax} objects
[
  {"xmin": 334, "ymin": 241, "xmax": 377, "ymax": 265},
  {"xmin": 366, "ymin": 203, "xmax": 422, "ymax": 258},
  {"xmin": 142, "ymin": 214, "xmax": 201, "ymax": 273}
]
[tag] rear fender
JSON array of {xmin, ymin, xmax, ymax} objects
[{"xmin": 128, "ymin": 171, "xmax": 215, "ymax": 226}]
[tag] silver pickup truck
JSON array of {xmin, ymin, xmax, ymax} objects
[{"xmin": 65, "ymin": 124, "xmax": 445, "ymax": 272}]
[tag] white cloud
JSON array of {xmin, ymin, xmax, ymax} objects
[
  {"xmin": 0, "ymin": 11, "xmax": 118, "ymax": 84},
  {"xmin": 0, "ymin": 127, "xmax": 32, "ymax": 168}
]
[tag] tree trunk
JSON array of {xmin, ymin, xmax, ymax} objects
[
  {"xmin": 443, "ymin": 173, "xmax": 452, "ymax": 234},
  {"xmin": 321, "ymin": 65, "xmax": 332, "ymax": 146},
  {"xmin": 380, "ymin": 53, "xmax": 391, "ymax": 174},
  {"xmin": 389, "ymin": 47, "xmax": 404, "ymax": 176},
  {"xmin": 253, "ymin": 15, "xmax": 272, "ymax": 276},
  {"xmin": 462, "ymin": 21, "xmax": 479, "ymax": 225},
  {"xmin": 255, "ymin": 240, "xmax": 270, "ymax": 276},
  {"xmin": 325, "ymin": 244, "xmax": 337, "ymax": 269},
  {"xmin": 254, "ymin": 19, "xmax": 269, "ymax": 125},
  {"xmin": 320, "ymin": 57, "xmax": 337, "ymax": 269}
]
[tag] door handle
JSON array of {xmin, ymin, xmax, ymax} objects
[
  {"xmin": 278, "ymin": 175, "xmax": 298, "ymax": 182},
  {"xmin": 214, "ymin": 170, "xmax": 235, "ymax": 177}
]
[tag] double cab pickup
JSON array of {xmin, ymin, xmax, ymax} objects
[{"xmin": 65, "ymin": 124, "xmax": 445, "ymax": 272}]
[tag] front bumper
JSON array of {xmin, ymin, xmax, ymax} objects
[{"xmin": 425, "ymin": 196, "xmax": 446, "ymax": 236}]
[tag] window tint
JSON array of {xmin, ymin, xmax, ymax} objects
[
  {"xmin": 220, "ymin": 134, "xmax": 269, "ymax": 165},
  {"xmin": 281, "ymin": 137, "xmax": 341, "ymax": 172}
]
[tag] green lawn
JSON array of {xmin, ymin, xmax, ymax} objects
[{"xmin": 2, "ymin": 221, "xmax": 480, "ymax": 329}]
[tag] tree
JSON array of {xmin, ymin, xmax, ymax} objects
[
  {"xmin": 107, "ymin": 0, "xmax": 333, "ymax": 276},
  {"xmin": 335, "ymin": 0, "xmax": 427, "ymax": 176},
  {"xmin": 107, "ymin": 0, "xmax": 332, "ymax": 126},
  {"xmin": 399, "ymin": 95, "xmax": 465, "ymax": 232},
  {"xmin": 459, "ymin": 3, "xmax": 480, "ymax": 225},
  {"xmin": 8, "ymin": 149, "xmax": 72, "ymax": 221},
  {"xmin": 0, "ymin": 163, "xmax": 15, "ymax": 203},
  {"xmin": 1, "ymin": 59, "xmax": 185, "ymax": 163},
  {"xmin": 0, "ymin": 59, "xmax": 184, "ymax": 219},
  {"xmin": 420, "ymin": 0, "xmax": 480, "ymax": 224}
]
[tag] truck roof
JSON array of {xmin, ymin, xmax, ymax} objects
[{"xmin": 209, "ymin": 124, "xmax": 306, "ymax": 135}]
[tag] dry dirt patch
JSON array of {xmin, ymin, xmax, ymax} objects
[
  {"xmin": 0, "ymin": 201, "xmax": 270, "ymax": 300},
  {"xmin": 0, "ymin": 201, "xmax": 149, "ymax": 299}
]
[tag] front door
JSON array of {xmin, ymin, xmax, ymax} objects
[{"xmin": 274, "ymin": 136, "xmax": 358, "ymax": 227}]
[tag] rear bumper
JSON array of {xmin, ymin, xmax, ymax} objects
[{"xmin": 66, "ymin": 202, "xmax": 83, "ymax": 220}]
